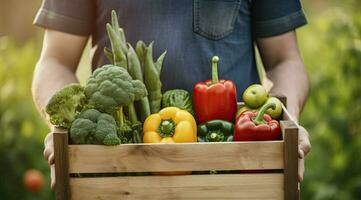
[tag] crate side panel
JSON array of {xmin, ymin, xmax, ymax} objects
[
  {"xmin": 70, "ymin": 174, "xmax": 284, "ymax": 200},
  {"xmin": 68, "ymin": 142, "xmax": 284, "ymax": 173}
]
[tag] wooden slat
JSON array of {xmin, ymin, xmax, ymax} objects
[
  {"xmin": 70, "ymin": 174, "xmax": 284, "ymax": 200},
  {"xmin": 53, "ymin": 128, "xmax": 70, "ymax": 200},
  {"xmin": 281, "ymin": 121, "xmax": 299, "ymax": 200},
  {"xmin": 68, "ymin": 141, "xmax": 284, "ymax": 173}
]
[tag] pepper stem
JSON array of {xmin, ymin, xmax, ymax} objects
[
  {"xmin": 253, "ymin": 102, "xmax": 276, "ymax": 125},
  {"xmin": 210, "ymin": 133, "xmax": 217, "ymax": 138},
  {"xmin": 211, "ymin": 56, "xmax": 219, "ymax": 84},
  {"xmin": 206, "ymin": 130, "xmax": 225, "ymax": 142},
  {"xmin": 158, "ymin": 120, "xmax": 176, "ymax": 137}
]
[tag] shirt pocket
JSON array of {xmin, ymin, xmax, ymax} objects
[{"xmin": 193, "ymin": 0, "xmax": 241, "ymax": 40}]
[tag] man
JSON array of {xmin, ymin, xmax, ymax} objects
[{"xmin": 32, "ymin": 0, "xmax": 311, "ymax": 189}]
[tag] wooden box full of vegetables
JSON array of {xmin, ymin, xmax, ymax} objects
[{"xmin": 49, "ymin": 11, "xmax": 300, "ymax": 200}]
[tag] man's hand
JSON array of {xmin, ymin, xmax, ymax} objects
[
  {"xmin": 298, "ymin": 125, "xmax": 311, "ymax": 181},
  {"xmin": 43, "ymin": 132, "xmax": 55, "ymax": 190}
]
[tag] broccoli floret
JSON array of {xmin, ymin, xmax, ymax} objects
[
  {"xmin": 84, "ymin": 65, "xmax": 147, "ymax": 113},
  {"xmin": 95, "ymin": 114, "xmax": 120, "ymax": 145},
  {"xmin": 70, "ymin": 119, "xmax": 96, "ymax": 144},
  {"xmin": 77, "ymin": 108, "xmax": 101, "ymax": 122},
  {"xmin": 46, "ymin": 84, "xmax": 86, "ymax": 128},
  {"xmin": 70, "ymin": 109, "xmax": 121, "ymax": 145}
]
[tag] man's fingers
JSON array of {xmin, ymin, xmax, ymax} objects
[
  {"xmin": 298, "ymin": 126, "xmax": 311, "ymax": 157},
  {"xmin": 50, "ymin": 164, "xmax": 56, "ymax": 191},
  {"xmin": 48, "ymin": 153, "xmax": 55, "ymax": 165},
  {"xmin": 298, "ymin": 149, "xmax": 304, "ymax": 159},
  {"xmin": 298, "ymin": 158, "xmax": 305, "ymax": 182},
  {"xmin": 43, "ymin": 132, "xmax": 55, "ymax": 163},
  {"xmin": 43, "ymin": 147, "xmax": 51, "ymax": 160},
  {"xmin": 299, "ymin": 138, "xmax": 311, "ymax": 156}
]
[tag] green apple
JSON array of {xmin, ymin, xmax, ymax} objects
[
  {"xmin": 265, "ymin": 97, "xmax": 283, "ymax": 119},
  {"xmin": 242, "ymin": 84, "xmax": 268, "ymax": 108}
]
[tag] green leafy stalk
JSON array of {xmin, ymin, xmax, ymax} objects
[
  {"xmin": 106, "ymin": 22, "xmax": 133, "ymax": 127},
  {"xmin": 136, "ymin": 40, "xmax": 147, "ymax": 74},
  {"xmin": 144, "ymin": 42, "xmax": 163, "ymax": 113},
  {"xmin": 155, "ymin": 51, "xmax": 167, "ymax": 74},
  {"xmin": 106, "ymin": 23, "xmax": 127, "ymax": 68},
  {"xmin": 111, "ymin": 10, "xmax": 127, "ymax": 52},
  {"xmin": 108, "ymin": 12, "xmax": 147, "ymax": 123},
  {"xmin": 104, "ymin": 47, "xmax": 114, "ymax": 64},
  {"xmin": 127, "ymin": 43, "xmax": 151, "ymax": 121},
  {"xmin": 127, "ymin": 44, "xmax": 143, "ymax": 82},
  {"xmin": 118, "ymin": 28, "xmax": 126, "ymax": 47},
  {"xmin": 127, "ymin": 104, "xmax": 138, "ymax": 123},
  {"xmin": 107, "ymin": 13, "xmax": 140, "ymax": 123}
]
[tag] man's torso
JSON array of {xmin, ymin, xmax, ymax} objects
[{"xmin": 92, "ymin": 0, "xmax": 259, "ymax": 98}]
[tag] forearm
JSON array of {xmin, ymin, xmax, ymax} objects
[
  {"xmin": 266, "ymin": 59, "xmax": 309, "ymax": 121},
  {"xmin": 32, "ymin": 57, "xmax": 78, "ymax": 126}
]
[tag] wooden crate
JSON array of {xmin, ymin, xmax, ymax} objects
[{"xmin": 53, "ymin": 100, "xmax": 299, "ymax": 200}]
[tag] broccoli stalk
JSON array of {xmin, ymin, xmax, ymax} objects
[{"xmin": 117, "ymin": 107, "xmax": 124, "ymax": 128}]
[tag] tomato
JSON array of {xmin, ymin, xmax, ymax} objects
[{"xmin": 23, "ymin": 169, "xmax": 44, "ymax": 193}]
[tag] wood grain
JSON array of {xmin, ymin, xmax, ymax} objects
[
  {"xmin": 281, "ymin": 121, "xmax": 299, "ymax": 200},
  {"xmin": 69, "ymin": 174, "xmax": 284, "ymax": 200},
  {"xmin": 53, "ymin": 128, "xmax": 70, "ymax": 200},
  {"xmin": 68, "ymin": 141, "xmax": 284, "ymax": 173}
]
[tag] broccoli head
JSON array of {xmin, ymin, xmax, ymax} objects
[
  {"xmin": 84, "ymin": 65, "xmax": 147, "ymax": 113},
  {"xmin": 45, "ymin": 84, "xmax": 86, "ymax": 128},
  {"xmin": 70, "ymin": 109, "xmax": 121, "ymax": 145}
]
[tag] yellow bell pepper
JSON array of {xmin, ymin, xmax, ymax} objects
[{"xmin": 143, "ymin": 107, "xmax": 197, "ymax": 143}]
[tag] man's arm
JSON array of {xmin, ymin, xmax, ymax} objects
[
  {"xmin": 32, "ymin": 29, "xmax": 88, "ymax": 189},
  {"xmin": 257, "ymin": 31, "xmax": 311, "ymax": 181},
  {"xmin": 257, "ymin": 31, "xmax": 309, "ymax": 120},
  {"xmin": 32, "ymin": 30, "xmax": 88, "ymax": 121}
]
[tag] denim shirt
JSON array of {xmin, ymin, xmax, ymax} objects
[{"xmin": 34, "ymin": 0, "xmax": 307, "ymax": 100}]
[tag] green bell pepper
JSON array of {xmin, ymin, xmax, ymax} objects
[{"xmin": 197, "ymin": 120, "xmax": 234, "ymax": 142}]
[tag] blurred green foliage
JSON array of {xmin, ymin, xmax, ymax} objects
[
  {"xmin": 0, "ymin": 1, "xmax": 360, "ymax": 200},
  {"xmin": 299, "ymin": 4, "xmax": 361, "ymax": 200},
  {"xmin": 0, "ymin": 38, "xmax": 54, "ymax": 199}
]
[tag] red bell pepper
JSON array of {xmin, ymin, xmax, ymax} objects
[
  {"xmin": 193, "ymin": 56, "xmax": 237, "ymax": 124},
  {"xmin": 233, "ymin": 102, "xmax": 281, "ymax": 141}
]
